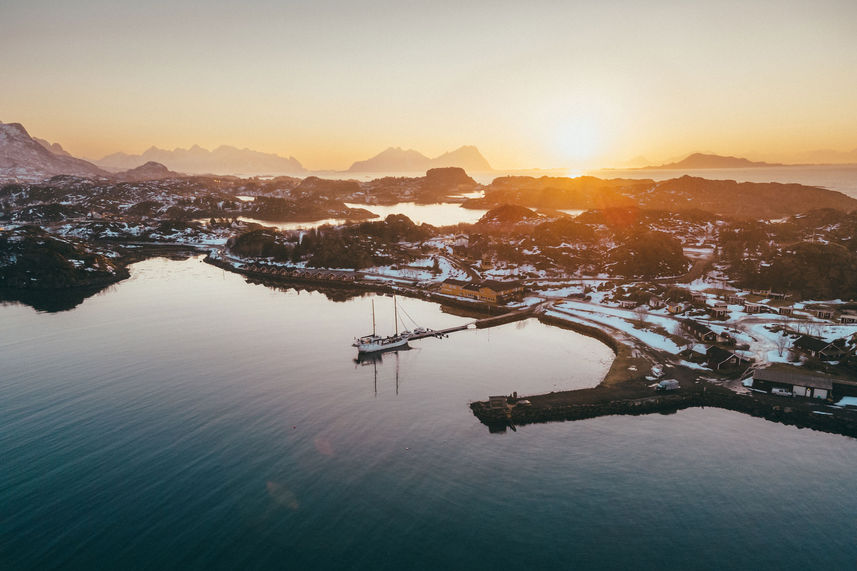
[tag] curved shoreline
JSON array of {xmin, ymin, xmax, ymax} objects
[{"xmin": 201, "ymin": 251, "xmax": 857, "ymax": 440}]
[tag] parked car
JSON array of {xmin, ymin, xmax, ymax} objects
[{"xmin": 771, "ymin": 388, "xmax": 793, "ymax": 397}]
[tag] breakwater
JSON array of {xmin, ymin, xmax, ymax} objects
[{"xmin": 471, "ymin": 384, "xmax": 857, "ymax": 438}]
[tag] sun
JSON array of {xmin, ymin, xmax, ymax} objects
[{"xmin": 554, "ymin": 116, "xmax": 602, "ymax": 165}]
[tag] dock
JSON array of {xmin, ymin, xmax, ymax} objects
[{"xmin": 405, "ymin": 306, "xmax": 536, "ymax": 341}]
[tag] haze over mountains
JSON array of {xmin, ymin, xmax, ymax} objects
[
  {"xmin": 637, "ymin": 151, "xmax": 857, "ymax": 170},
  {"xmin": 0, "ymin": 121, "xmax": 496, "ymax": 182},
  {"xmin": 346, "ymin": 146, "xmax": 493, "ymax": 173},
  {"xmin": 641, "ymin": 153, "xmax": 782, "ymax": 170},
  {"xmin": 93, "ymin": 143, "xmax": 493, "ymax": 175},
  {"xmin": 95, "ymin": 145, "xmax": 307, "ymax": 176},
  {"xmin": 4, "ymin": 119, "xmax": 857, "ymax": 186}
]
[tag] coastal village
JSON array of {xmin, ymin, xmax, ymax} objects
[{"xmin": 4, "ymin": 160, "xmax": 857, "ymax": 434}]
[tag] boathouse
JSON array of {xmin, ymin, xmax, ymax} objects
[
  {"xmin": 440, "ymin": 278, "xmax": 524, "ymax": 303},
  {"xmin": 752, "ymin": 368, "xmax": 834, "ymax": 399}
]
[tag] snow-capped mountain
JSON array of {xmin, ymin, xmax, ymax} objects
[{"xmin": 0, "ymin": 121, "xmax": 110, "ymax": 182}]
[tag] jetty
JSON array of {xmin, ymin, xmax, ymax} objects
[
  {"xmin": 403, "ymin": 306, "xmax": 535, "ymax": 341},
  {"xmin": 471, "ymin": 380, "xmax": 857, "ymax": 437}
]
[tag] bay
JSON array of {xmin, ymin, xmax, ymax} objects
[{"xmin": 1, "ymin": 257, "xmax": 855, "ymax": 570}]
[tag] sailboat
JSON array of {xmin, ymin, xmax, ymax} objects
[{"xmin": 353, "ymin": 296, "xmax": 410, "ymax": 354}]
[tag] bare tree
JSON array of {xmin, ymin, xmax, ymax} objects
[
  {"xmin": 633, "ymin": 305, "xmax": 648, "ymax": 326},
  {"xmin": 775, "ymin": 333, "xmax": 791, "ymax": 357}
]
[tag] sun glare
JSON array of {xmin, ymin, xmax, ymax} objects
[{"xmin": 554, "ymin": 116, "xmax": 602, "ymax": 165}]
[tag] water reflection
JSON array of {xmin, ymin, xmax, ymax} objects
[
  {"xmin": 0, "ymin": 283, "xmax": 117, "ymax": 313},
  {"xmin": 246, "ymin": 277, "xmax": 367, "ymax": 303},
  {"xmin": 354, "ymin": 348, "xmax": 407, "ymax": 397}
]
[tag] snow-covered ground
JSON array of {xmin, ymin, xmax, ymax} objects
[{"xmin": 551, "ymin": 301, "xmax": 683, "ymax": 354}]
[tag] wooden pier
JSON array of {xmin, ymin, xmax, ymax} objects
[{"xmin": 405, "ymin": 306, "xmax": 536, "ymax": 341}]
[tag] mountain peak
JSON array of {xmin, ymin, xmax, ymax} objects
[
  {"xmin": 0, "ymin": 121, "xmax": 110, "ymax": 182},
  {"xmin": 95, "ymin": 143, "xmax": 305, "ymax": 175},
  {"xmin": 115, "ymin": 161, "xmax": 179, "ymax": 182},
  {"xmin": 348, "ymin": 145, "xmax": 492, "ymax": 173},
  {"xmin": 643, "ymin": 152, "xmax": 780, "ymax": 170}
]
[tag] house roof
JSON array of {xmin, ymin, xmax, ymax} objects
[
  {"xmin": 442, "ymin": 278, "xmax": 522, "ymax": 293},
  {"xmin": 706, "ymin": 346, "xmax": 738, "ymax": 364},
  {"xmin": 479, "ymin": 279, "xmax": 523, "ymax": 291},
  {"xmin": 684, "ymin": 319, "xmax": 714, "ymax": 336},
  {"xmin": 753, "ymin": 368, "xmax": 835, "ymax": 390},
  {"xmin": 793, "ymin": 335, "xmax": 838, "ymax": 353}
]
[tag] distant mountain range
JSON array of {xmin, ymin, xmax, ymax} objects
[
  {"xmin": 641, "ymin": 153, "xmax": 782, "ymax": 170},
  {"xmin": 95, "ymin": 145, "xmax": 306, "ymax": 175},
  {"xmin": 0, "ymin": 122, "xmax": 186, "ymax": 183},
  {"xmin": 639, "ymin": 151, "xmax": 857, "ymax": 170},
  {"xmin": 347, "ymin": 146, "xmax": 493, "ymax": 173}
]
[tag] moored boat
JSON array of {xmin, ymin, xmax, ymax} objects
[{"xmin": 353, "ymin": 296, "xmax": 410, "ymax": 354}]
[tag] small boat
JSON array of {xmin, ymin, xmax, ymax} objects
[{"xmin": 353, "ymin": 296, "xmax": 410, "ymax": 354}]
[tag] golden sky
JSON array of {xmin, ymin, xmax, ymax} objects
[{"xmin": 2, "ymin": 0, "xmax": 856, "ymax": 170}]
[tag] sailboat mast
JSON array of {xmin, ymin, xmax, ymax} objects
[
  {"xmin": 372, "ymin": 298, "xmax": 376, "ymax": 336},
  {"xmin": 394, "ymin": 295, "xmax": 399, "ymax": 336}
]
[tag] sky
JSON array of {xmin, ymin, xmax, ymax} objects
[{"xmin": 2, "ymin": 0, "xmax": 856, "ymax": 170}]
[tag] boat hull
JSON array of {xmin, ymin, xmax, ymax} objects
[{"xmin": 356, "ymin": 335, "xmax": 410, "ymax": 354}]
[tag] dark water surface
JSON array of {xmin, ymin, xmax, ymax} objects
[{"xmin": 1, "ymin": 257, "xmax": 855, "ymax": 570}]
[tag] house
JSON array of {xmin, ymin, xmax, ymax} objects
[
  {"xmin": 649, "ymin": 297, "xmax": 665, "ymax": 309},
  {"xmin": 752, "ymin": 368, "xmax": 834, "ymax": 399},
  {"xmin": 618, "ymin": 300, "xmax": 637, "ymax": 309},
  {"xmin": 811, "ymin": 308, "xmax": 834, "ymax": 320},
  {"xmin": 710, "ymin": 306, "xmax": 729, "ymax": 319},
  {"xmin": 744, "ymin": 302, "xmax": 764, "ymax": 314},
  {"xmin": 778, "ymin": 306, "xmax": 794, "ymax": 317},
  {"xmin": 488, "ymin": 395, "xmax": 508, "ymax": 410},
  {"xmin": 667, "ymin": 303, "xmax": 685, "ymax": 314},
  {"xmin": 451, "ymin": 234, "xmax": 469, "ymax": 248},
  {"xmin": 691, "ymin": 292, "xmax": 707, "ymax": 305},
  {"xmin": 683, "ymin": 320, "xmax": 731, "ymax": 344},
  {"xmin": 769, "ymin": 292, "xmax": 788, "ymax": 300},
  {"xmin": 706, "ymin": 346, "xmax": 747, "ymax": 371},
  {"xmin": 440, "ymin": 278, "xmax": 524, "ymax": 303},
  {"xmin": 839, "ymin": 312, "xmax": 857, "ymax": 325},
  {"xmin": 727, "ymin": 294, "xmax": 745, "ymax": 305},
  {"xmin": 792, "ymin": 335, "xmax": 847, "ymax": 360}
]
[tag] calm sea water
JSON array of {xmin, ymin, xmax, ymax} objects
[
  {"xmin": 591, "ymin": 165, "xmax": 857, "ymax": 197},
  {"xmin": 239, "ymin": 202, "xmax": 488, "ymax": 231},
  {"xmin": 2, "ymin": 257, "xmax": 856, "ymax": 570}
]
